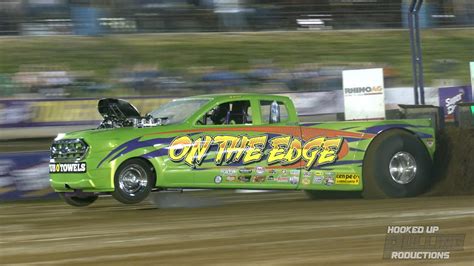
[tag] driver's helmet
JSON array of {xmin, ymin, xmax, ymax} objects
[{"xmin": 210, "ymin": 103, "xmax": 230, "ymax": 125}]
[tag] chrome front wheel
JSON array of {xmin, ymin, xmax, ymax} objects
[
  {"xmin": 118, "ymin": 165, "xmax": 148, "ymax": 196},
  {"xmin": 113, "ymin": 159, "xmax": 155, "ymax": 204}
]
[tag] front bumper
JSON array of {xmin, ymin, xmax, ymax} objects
[{"xmin": 50, "ymin": 163, "xmax": 114, "ymax": 193}]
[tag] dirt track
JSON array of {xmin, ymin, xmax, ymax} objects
[{"xmin": 1, "ymin": 191, "xmax": 473, "ymax": 265}]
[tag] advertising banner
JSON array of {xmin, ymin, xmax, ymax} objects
[
  {"xmin": 283, "ymin": 91, "xmax": 343, "ymax": 116},
  {"xmin": 342, "ymin": 68, "xmax": 385, "ymax": 120},
  {"xmin": 438, "ymin": 85, "xmax": 473, "ymax": 121},
  {"xmin": 0, "ymin": 97, "xmax": 172, "ymax": 128},
  {"xmin": 0, "ymin": 151, "xmax": 57, "ymax": 201}
]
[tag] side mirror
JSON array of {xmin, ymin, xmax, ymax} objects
[{"xmin": 270, "ymin": 101, "xmax": 280, "ymax": 124}]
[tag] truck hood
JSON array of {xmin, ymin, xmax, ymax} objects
[{"xmin": 97, "ymin": 98, "xmax": 141, "ymax": 121}]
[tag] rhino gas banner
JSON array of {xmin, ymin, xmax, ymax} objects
[{"xmin": 342, "ymin": 68, "xmax": 386, "ymax": 120}]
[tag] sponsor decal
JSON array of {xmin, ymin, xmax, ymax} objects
[
  {"xmin": 281, "ymin": 169, "xmax": 288, "ymax": 175},
  {"xmin": 252, "ymin": 176, "xmax": 266, "ymax": 183},
  {"xmin": 49, "ymin": 163, "xmax": 86, "ymax": 173},
  {"xmin": 344, "ymin": 86, "xmax": 383, "ymax": 96},
  {"xmin": 335, "ymin": 174, "xmax": 360, "ymax": 185},
  {"xmin": 255, "ymin": 166, "xmax": 265, "ymax": 175},
  {"xmin": 221, "ymin": 169, "xmax": 237, "ymax": 175},
  {"xmin": 267, "ymin": 175, "xmax": 275, "ymax": 181},
  {"xmin": 238, "ymin": 176, "xmax": 251, "ymax": 183},
  {"xmin": 214, "ymin": 175, "xmax": 222, "ymax": 184},
  {"xmin": 269, "ymin": 169, "xmax": 277, "ymax": 174},
  {"xmin": 426, "ymin": 139, "xmax": 434, "ymax": 148},
  {"xmin": 314, "ymin": 170, "xmax": 324, "ymax": 176},
  {"xmin": 324, "ymin": 176, "xmax": 334, "ymax": 186},
  {"xmin": 325, "ymin": 172, "xmax": 335, "ymax": 178},
  {"xmin": 302, "ymin": 177, "xmax": 311, "ymax": 185},
  {"xmin": 312, "ymin": 175, "xmax": 323, "ymax": 184},
  {"xmin": 289, "ymin": 176, "xmax": 299, "ymax": 185},
  {"xmin": 226, "ymin": 176, "xmax": 236, "ymax": 182},
  {"xmin": 239, "ymin": 168, "xmax": 252, "ymax": 174},
  {"xmin": 276, "ymin": 177, "xmax": 289, "ymax": 183},
  {"xmin": 168, "ymin": 135, "xmax": 344, "ymax": 169},
  {"xmin": 303, "ymin": 171, "xmax": 312, "ymax": 178},
  {"xmin": 290, "ymin": 170, "xmax": 300, "ymax": 176}
]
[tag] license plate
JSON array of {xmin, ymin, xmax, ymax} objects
[{"xmin": 49, "ymin": 163, "xmax": 87, "ymax": 173}]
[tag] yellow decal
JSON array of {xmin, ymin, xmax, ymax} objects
[
  {"xmin": 284, "ymin": 138, "xmax": 302, "ymax": 165},
  {"xmin": 335, "ymin": 174, "xmax": 360, "ymax": 185},
  {"xmin": 243, "ymin": 135, "xmax": 267, "ymax": 164},
  {"xmin": 319, "ymin": 138, "xmax": 344, "ymax": 165},
  {"xmin": 168, "ymin": 136, "xmax": 193, "ymax": 162},
  {"xmin": 168, "ymin": 134, "xmax": 344, "ymax": 169},
  {"xmin": 184, "ymin": 136, "xmax": 212, "ymax": 166},
  {"xmin": 213, "ymin": 136, "xmax": 264, "ymax": 165},
  {"xmin": 302, "ymin": 137, "xmax": 343, "ymax": 169},
  {"xmin": 267, "ymin": 136, "xmax": 291, "ymax": 164}
]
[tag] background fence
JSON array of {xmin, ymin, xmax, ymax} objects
[{"xmin": 1, "ymin": 0, "xmax": 473, "ymax": 35}]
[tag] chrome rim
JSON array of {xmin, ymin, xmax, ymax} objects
[
  {"xmin": 118, "ymin": 165, "xmax": 148, "ymax": 196},
  {"xmin": 389, "ymin": 151, "xmax": 417, "ymax": 184}
]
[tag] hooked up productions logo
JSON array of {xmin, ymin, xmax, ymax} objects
[{"xmin": 383, "ymin": 225, "xmax": 465, "ymax": 260}]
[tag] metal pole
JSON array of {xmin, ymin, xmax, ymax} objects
[
  {"xmin": 414, "ymin": 0, "xmax": 425, "ymax": 104},
  {"xmin": 408, "ymin": 0, "xmax": 425, "ymax": 105},
  {"xmin": 408, "ymin": 3, "xmax": 419, "ymax": 105}
]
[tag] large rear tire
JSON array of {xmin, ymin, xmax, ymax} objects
[
  {"xmin": 112, "ymin": 159, "xmax": 156, "ymax": 204},
  {"xmin": 362, "ymin": 130, "xmax": 432, "ymax": 198},
  {"xmin": 59, "ymin": 192, "xmax": 98, "ymax": 207}
]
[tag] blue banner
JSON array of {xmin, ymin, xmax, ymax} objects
[{"xmin": 0, "ymin": 151, "xmax": 58, "ymax": 201}]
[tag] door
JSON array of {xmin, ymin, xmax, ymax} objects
[{"xmin": 186, "ymin": 98, "xmax": 302, "ymax": 189}]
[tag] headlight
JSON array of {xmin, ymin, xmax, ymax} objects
[{"xmin": 51, "ymin": 139, "xmax": 89, "ymax": 162}]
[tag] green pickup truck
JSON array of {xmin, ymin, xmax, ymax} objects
[{"xmin": 49, "ymin": 93, "xmax": 436, "ymax": 206}]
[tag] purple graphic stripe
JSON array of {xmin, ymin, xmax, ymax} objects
[
  {"xmin": 360, "ymin": 124, "xmax": 433, "ymax": 138},
  {"xmin": 97, "ymin": 136, "xmax": 174, "ymax": 168}
]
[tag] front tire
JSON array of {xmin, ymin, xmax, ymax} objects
[
  {"xmin": 362, "ymin": 130, "xmax": 432, "ymax": 198},
  {"xmin": 112, "ymin": 159, "xmax": 156, "ymax": 204},
  {"xmin": 59, "ymin": 192, "xmax": 98, "ymax": 207}
]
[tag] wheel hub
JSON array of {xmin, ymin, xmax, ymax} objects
[
  {"xmin": 389, "ymin": 151, "xmax": 417, "ymax": 184},
  {"xmin": 118, "ymin": 165, "xmax": 148, "ymax": 196}
]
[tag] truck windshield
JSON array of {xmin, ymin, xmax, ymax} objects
[{"xmin": 150, "ymin": 98, "xmax": 209, "ymax": 125}]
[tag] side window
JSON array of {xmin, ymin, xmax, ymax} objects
[
  {"xmin": 198, "ymin": 100, "xmax": 252, "ymax": 125},
  {"xmin": 260, "ymin": 100, "xmax": 289, "ymax": 124}
]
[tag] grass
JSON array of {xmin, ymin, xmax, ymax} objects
[{"xmin": 0, "ymin": 29, "xmax": 473, "ymax": 86}]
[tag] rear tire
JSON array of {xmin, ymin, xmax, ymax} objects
[
  {"xmin": 112, "ymin": 159, "xmax": 156, "ymax": 204},
  {"xmin": 59, "ymin": 192, "xmax": 98, "ymax": 207},
  {"xmin": 362, "ymin": 130, "xmax": 432, "ymax": 198}
]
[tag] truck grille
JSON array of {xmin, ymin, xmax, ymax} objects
[{"xmin": 51, "ymin": 139, "xmax": 89, "ymax": 162}]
